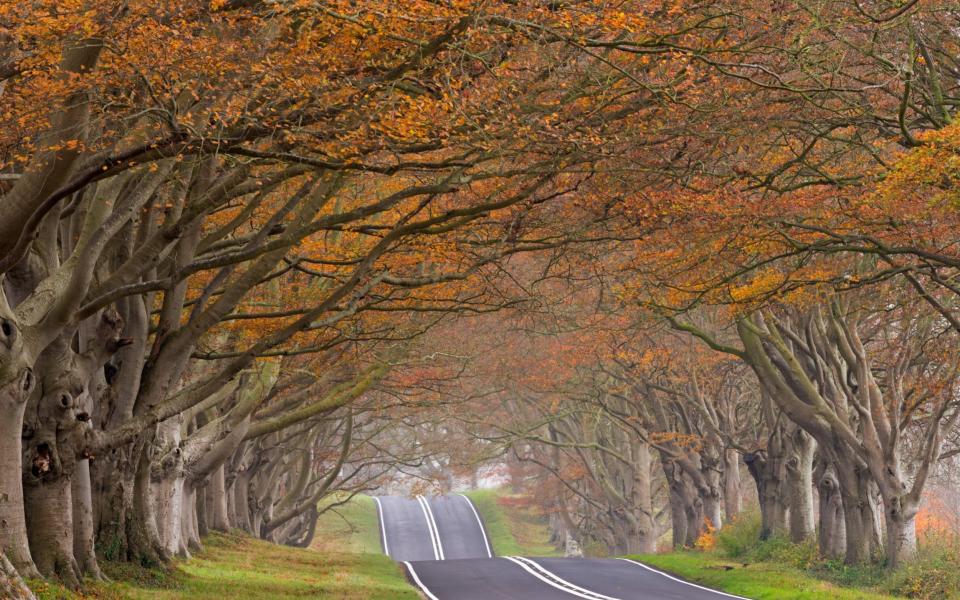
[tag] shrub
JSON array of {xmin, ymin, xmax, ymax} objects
[
  {"xmin": 885, "ymin": 532, "xmax": 960, "ymax": 599},
  {"xmin": 695, "ymin": 518, "xmax": 718, "ymax": 551},
  {"xmin": 716, "ymin": 510, "xmax": 762, "ymax": 558}
]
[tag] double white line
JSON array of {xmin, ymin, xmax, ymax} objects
[
  {"xmin": 417, "ymin": 495, "xmax": 445, "ymax": 560},
  {"xmin": 505, "ymin": 556, "xmax": 621, "ymax": 600}
]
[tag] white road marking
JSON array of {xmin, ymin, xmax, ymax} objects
[
  {"xmin": 417, "ymin": 495, "xmax": 445, "ymax": 560},
  {"xmin": 403, "ymin": 561, "xmax": 441, "ymax": 600},
  {"xmin": 617, "ymin": 558, "xmax": 752, "ymax": 599},
  {"xmin": 457, "ymin": 494, "xmax": 493, "ymax": 558},
  {"xmin": 372, "ymin": 496, "xmax": 390, "ymax": 557},
  {"xmin": 505, "ymin": 556, "xmax": 621, "ymax": 600}
]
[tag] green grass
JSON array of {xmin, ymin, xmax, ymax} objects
[
  {"xmin": 311, "ymin": 493, "xmax": 383, "ymax": 554},
  {"xmin": 631, "ymin": 551, "xmax": 902, "ymax": 600},
  {"xmin": 29, "ymin": 505, "xmax": 418, "ymax": 599},
  {"xmin": 465, "ymin": 488, "xmax": 561, "ymax": 557}
]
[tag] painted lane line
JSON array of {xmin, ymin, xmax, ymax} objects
[
  {"xmin": 509, "ymin": 556, "xmax": 621, "ymax": 600},
  {"xmin": 372, "ymin": 497, "xmax": 390, "ymax": 557},
  {"xmin": 617, "ymin": 558, "xmax": 752, "ymax": 600},
  {"xmin": 420, "ymin": 495, "xmax": 446, "ymax": 560},
  {"xmin": 504, "ymin": 556, "xmax": 620, "ymax": 600},
  {"xmin": 415, "ymin": 496, "xmax": 440, "ymax": 560},
  {"xmin": 403, "ymin": 561, "xmax": 441, "ymax": 600},
  {"xmin": 417, "ymin": 495, "xmax": 445, "ymax": 560},
  {"xmin": 457, "ymin": 493, "xmax": 493, "ymax": 558}
]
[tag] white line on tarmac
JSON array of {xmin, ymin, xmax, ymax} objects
[
  {"xmin": 403, "ymin": 561, "xmax": 441, "ymax": 600},
  {"xmin": 617, "ymin": 558, "xmax": 752, "ymax": 600},
  {"xmin": 372, "ymin": 496, "xmax": 390, "ymax": 557},
  {"xmin": 417, "ymin": 495, "xmax": 445, "ymax": 560},
  {"xmin": 457, "ymin": 494, "xmax": 493, "ymax": 558},
  {"xmin": 505, "ymin": 556, "xmax": 621, "ymax": 600}
]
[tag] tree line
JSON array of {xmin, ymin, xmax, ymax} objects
[{"xmin": 0, "ymin": 0, "xmax": 957, "ymax": 596}]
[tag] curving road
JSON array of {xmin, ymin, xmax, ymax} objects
[{"xmin": 374, "ymin": 494, "xmax": 749, "ymax": 600}]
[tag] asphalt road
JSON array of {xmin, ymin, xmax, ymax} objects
[
  {"xmin": 375, "ymin": 494, "xmax": 749, "ymax": 599},
  {"xmin": 374, "ymin": 495, "xmax": 438, "ymax": 561}
]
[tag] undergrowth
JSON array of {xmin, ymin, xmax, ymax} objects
[{"xmin": 709, "ymin": 510, "xmax": 960, "ymax": 599}]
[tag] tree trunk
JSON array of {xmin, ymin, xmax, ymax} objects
[
  {"xmin": 225, "ymin": 477, "xmax": 237, "ymax": 531},
  {"xmin": 786, "ymin": 429, "xmax": 815, "ymax": 543},
  {"xmin": 631, "ymin": 441, "xmax": 658, "ymax": 553},
  {"xmin": 834, "ymin": 459, "xmax": 879, "ymax": 564},
  {"xmin": 132, "ymin": 438, "xmax": 168, "ymax": 565},
  {"xmin": 196, "ymin": 484, "xmax": 209, "ymax": 538},
  {"xmin": 233, "ymin": 473, "xmax": 253, "ymax": 534},
  {"xmin": 816, "ymin": 461, "xmax": 846, "ymax": 559},
  {"xmin": 71, "ymin": 459, "xmax": 103, "ymax": 579},
  {"xmin": 885, "ymin": 497, "xmax": 918, "ymax": 567},
  {"xmin": 0, "ymin": 378, "xmax": 38, "ymax": 577},
  {"xmin": 152, "ymin": 473, "xmax": 185, "ymax": 558},
  {"xmin": 664, "ymin": 461, "xmax": 688, "ymax": 547},
  {"xmin": 723, "ymin": 449, "xmax": 742, "ymax": 521},
  {"xmin": 744, "ymin": 450, "xmax": 788, "ymax": 539},
  {"xmin": 702, "ymin": 493, "xmax": 722, "ymax": 533},
  {"xmin": 181, "ymin": 486, "xmax": 200, "ymax": 554},
  {"xmin": 209, "ymin": 465, "xmax": 230, "ymax": 531},
  {"xmin": 683, "ymin": 493, "xmax": 704, "ymax": 547},
  {"xmin": 24, "ymin": 477, "xmax": 81, "ymax": 588}
]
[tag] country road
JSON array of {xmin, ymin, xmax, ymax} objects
[{"xmin": 374, "ymin": 494, "xmax": 750, "ymax": 600}]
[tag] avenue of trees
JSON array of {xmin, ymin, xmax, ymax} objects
[{"xmin": 0, "ymin": 0, "xmax": 958, "ymax": 596}]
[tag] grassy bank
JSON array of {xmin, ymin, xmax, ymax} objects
[
  {"xmin": 311, "ymin": 494, "xmax": 383, "ymax": 554},
  {"xmin": 632, "ymin": 510, "xmax": 960, "ymax": 600},
  {"xmin": 30, "ymin": 509, "xmax": 417, "ymax": 599},
  {"xmin": 465, "ymin": 488, "xmax": 561, "ymax": 557},
  {"xmin": 632, "ymin": 551, "xmax": 900, "ymax": 600}
]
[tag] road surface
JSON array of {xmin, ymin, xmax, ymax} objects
[{"xmin": 374, "ymin": 494, "xmax": 749, "ymax": 599}]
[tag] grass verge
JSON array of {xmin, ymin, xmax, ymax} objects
[
  {"xmin": 631, "ymin": 551, "xmax": 901, "ymax": 600},
  {"xmin": 464, "ymin": 488, "xmax": 561, "ymax": 557},
  {"xmin": 311, "ymin": 493, "xmax": 383, "ymax": 554},
  {"xmin": 30, "ymin": 530, "xmax": 417, "ymax": 599}
]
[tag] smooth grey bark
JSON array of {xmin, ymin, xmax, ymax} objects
[
  {"xmin": 24, "ymin": 477, "xmax": 79, "ymax": 588},
  {"xmin": 816, "ymin": 460, "xmax": 846, "ymax": 559},
  {"xmin": 209, "ymin": 466, "xmax": 230, "ymax": 532},
  {"xmin": 743, "ymin": 448, "xmax": 788, "ymax": 539},
  {"xmin": 0, "ymin": 372, "xmax": 37, "ymax": 577},
  {"xmin": 71, "ymin": 459, "xmax": 103, "ymax": 579},
  {"xmin": 723, "ymin": 449, "xmax": 742, "ymax": 521},
  {"xmin": 785, "ymin": 428, "xmax": 815, "ymax": 543},
  {"xmin": 630, "ymin": 441, "xmax": 659, "ymax": 554}
]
